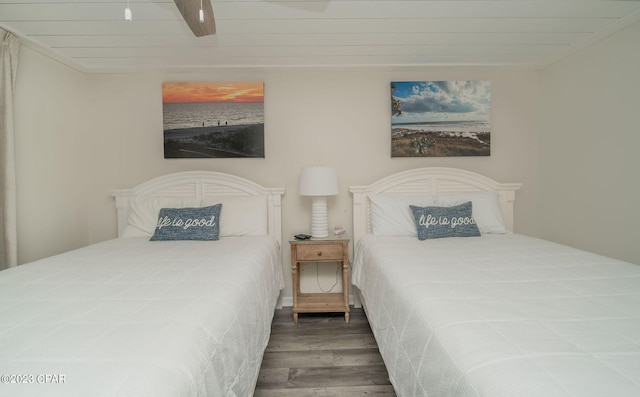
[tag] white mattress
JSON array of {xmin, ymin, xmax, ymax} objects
[
  {"xmin": 353, "ymin": 234, "xmax": 640, "ymax": 397},
  {"xmin": 0, "ymin": 236, "xmax": 284, "ymax": 397}
]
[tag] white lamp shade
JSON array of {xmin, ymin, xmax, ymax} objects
[
  {"xmin": 298, "ymin": 166, "xmax": 339, "ymax": 196},
  {"xmin": 299, "ymin": 166, "xmax": 338, "ymax": 239}
]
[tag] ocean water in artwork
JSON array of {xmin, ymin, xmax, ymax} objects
[
  {"xmin": 163, "ymin": 101, "xmax": 264, "ymax": 131},
  {"xmin": 392, "ymin": 120, "xmax": 490, "ymax": 134}
]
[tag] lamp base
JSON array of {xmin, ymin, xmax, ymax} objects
[{"xmin": 310, "ymin": 197, "xmax": 329, "ymax": 239}]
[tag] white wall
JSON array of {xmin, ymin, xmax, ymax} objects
[
  {"xmin": 85, "ymin": 67, "xmax": 540, "ymax": 301},
  {"xmin": 538, "ymin": 21, "xmax": 640, "ymax": 265},
  {"xmin": 13, "ymin": 47, "xmax": 89, "ymax": 264},
  {"xmin": 11, "ymin": 21, "xmax": 639, "ymax": 302},
  {"xmin": 11, "ymin": 43, "xmax": 542, "ymax": 303}
]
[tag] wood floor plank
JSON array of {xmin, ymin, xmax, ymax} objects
[
  {"xmin": 265, "ymin": 333, "xmax": 378, "ymax": 352},
  {"xmin": 255, "ymin": 307, "xmax": 397, "ymax": 396},
  {"xmin": 254, "ymin": 385, "xmax": 397, "ymax": 397},
  {"xmin": 270, "ymin": 314, "xmax": 371, "ymax": 335},
  {"xmin": 256, "ymin": 368, "xmax": 290, "ymax": 388},
  {"xmin": 288, "ymin": 365, "xmax": 392, "ymax": 388},
  {"xmin": 260, "ymin": 350, "xmax": 334, "ymax": 369},
  {"xmin": 333, "ymin": 348, "xmax": 386, "ymax": 367}
]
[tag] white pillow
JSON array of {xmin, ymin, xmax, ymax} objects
[
  {"xmin": 369, "ymin": 194, "xmax": 435, "ymax": 236},
  {"xmin": 201, "ymin": 195, "xmax": 268, "ymax": 236},
  {"xmin": 121, "ymin": 197, "xmax": 202, "ymax": 238},
  {"xmin": 434, "ymin": 191, "xmax": 508, "ymax": 234},
  {"xmin": 122, "ymin": 195, "xmax": 269, "ymax": 238}
]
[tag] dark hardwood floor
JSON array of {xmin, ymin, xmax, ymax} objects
[{"xmin": 255, "ymin": 307, "xmax": 396, "ymax": 397}]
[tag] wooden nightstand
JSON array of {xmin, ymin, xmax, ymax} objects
[{"xmin": 290, "ymin": 235, "xmax": 350, "ymax": 323}]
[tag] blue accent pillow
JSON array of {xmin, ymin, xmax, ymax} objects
[
  {"xmin": 410, "ymin": 202, "xmax": 481, "ymax": 240},
  {"xmin": 150, "ymin": 204, "xmax": 222, "ymax": 241}
]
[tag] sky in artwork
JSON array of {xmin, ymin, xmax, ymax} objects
[
  {"xmin": 162, "ymin": 82, "xmax": 264, "ymax": 103},
  {"xmin": 391, "ymin": 80, "xmax": 491, "ymax": 123}
]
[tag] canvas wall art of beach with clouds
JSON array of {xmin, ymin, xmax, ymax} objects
[
  {"xmin": 391, "ymin": 81, "xmax": 491, "ymax": 157},
  {"xmin": 162, "ymin": 82, "xmax": 265, "ymax": 158}
]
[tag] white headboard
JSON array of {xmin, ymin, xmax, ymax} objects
[
  {"xmin": 350, "ymin": 167, "xmax": 522, "ymax": 245},
  {"xmin": 110, "ymin": 171, "xmax": 285, "ymax": 245}
]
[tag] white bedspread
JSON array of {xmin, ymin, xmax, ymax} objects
[
  {"xmin": 353, "ymin": 234, "xmax": 640, "ymax": 397},
  {"xmin": 0, "ymin": 236, "xmax": 284, "ymax": 397}
]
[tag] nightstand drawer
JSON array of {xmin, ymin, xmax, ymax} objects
[{"xmin": 296, "ymin": 244, "xmax": 343, "ymax": 260}]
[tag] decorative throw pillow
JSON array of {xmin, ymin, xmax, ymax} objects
[
  {"xmin": 410, "ymin": 202, "xmax": 481, "ymax": 240},
  {"xmin": 150, "ymin": 204, "xmax": 222, "ymax": 241}
]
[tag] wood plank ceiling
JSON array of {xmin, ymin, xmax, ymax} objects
[{"xmin": 1, "ymin": 0, "xmax": 639, "ymax": 73}]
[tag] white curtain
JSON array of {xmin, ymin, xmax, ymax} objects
[{"xmin": 0, "ymin": 29, "xmax": 20, "ymax": 270}]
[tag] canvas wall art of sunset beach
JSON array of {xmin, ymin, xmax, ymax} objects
[{"xmin": 162, "ymin": 82, "xmax": 265, "ymax": 158}]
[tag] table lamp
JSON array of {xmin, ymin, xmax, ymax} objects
[{"xmin": 299, "ymin": 166, "xmax": 339, "ymax": 239}]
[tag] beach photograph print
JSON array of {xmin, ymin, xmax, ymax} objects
[
  {"xmin": 162, "ymin": 82, "xmax": 265, "ymax": 158},
  {"xmin": 391, "ymin": 80, "xmax": 491, "ymax": 157}
]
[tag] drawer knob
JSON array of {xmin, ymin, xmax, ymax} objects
[{"xmin": 317, "ymin": 251, "xmax": 322, "ymax": 256}]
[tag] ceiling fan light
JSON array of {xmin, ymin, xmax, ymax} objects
[
  {"xmin": 124, "ymin": 0, "xmax": 132, "ymax": 21},
  {"xmin": 199, "ymin": 8, "xmax": 204, "ymax": 23}
]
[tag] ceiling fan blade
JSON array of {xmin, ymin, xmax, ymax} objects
[{"xmin": 174, "ymin": 0, "xmax": 216, "ymax": 37}]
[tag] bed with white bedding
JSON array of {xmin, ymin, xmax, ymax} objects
[
  {"xmin": 350, "ymin": 167, "xmax": 640, "ymax": 397},
  {"xmin": 0, "ymin": 171, "xmax": 285, "ymax": 397}
]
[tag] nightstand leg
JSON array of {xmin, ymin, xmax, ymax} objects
[
  {"xmin": 293, "ymin": 312, "xmax": 298, "ymax": 324},
  {"xmin": 342, "ymin": 259, "xmax": 350, "ymax": 323}
]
